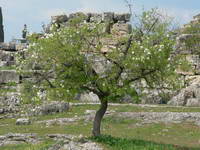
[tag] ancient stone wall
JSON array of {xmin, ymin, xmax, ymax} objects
[
  {"xmin": 0, "ymin": 47, "xmax": 20, "ymax": 113},
  {"xmin": 168, "ymin": 14, "xmax": 200, "ymax": 106},
  {"xmin": 1, "ymin": 11, "xmax": 200, "ymax": 107},
  {"xmin": 0, "ymin": 12, "xmax": 132, "ymax": 110}
]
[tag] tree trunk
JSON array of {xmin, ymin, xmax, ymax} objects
[{"xmin": 92, "ymin": 100, "xmax": 108, "ymax": 137}]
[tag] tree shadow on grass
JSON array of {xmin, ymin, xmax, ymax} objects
[{"xmin": 90, "ymin": 135, "xmax": 199, "ymax": 150}]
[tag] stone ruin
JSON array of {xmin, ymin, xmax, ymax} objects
[
  {"xmin": 0, "ymin": 12, "xmax": 132, "ymax": 113},
  {"xmin": 168, "ymin": 14, "xmax": 200, "ymax": 106},
  {"xmin": 0, "ymin": 10, "xmax": 200, "ymax": 109},
  {"xmin": 0, "ymin": 7, "xmax": 28, "ymax": 114}
]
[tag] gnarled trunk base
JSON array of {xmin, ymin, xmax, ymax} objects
[{"xmin": 92, "ymin": 100, "xmax": 108, "ymax": 137}]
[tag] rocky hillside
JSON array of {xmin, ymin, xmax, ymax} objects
[
  {"xmin": 168, "ymin": 14, "xmax": 200, "ymax": 106},
  {"xmin": 0, "ymin": 12, "xmax": 200, "ymax": 110},
  {"xmin": 0, "ymin": 42, "xmax": 25, "ymax": 114}
]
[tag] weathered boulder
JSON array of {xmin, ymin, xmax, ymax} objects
[
  {"xmin": 47, "ymin": 134, "xmax": 103, "ymax": 150},
  {"xmin": 186, "ymin": 98, "xmax": 200, "ymax": 107},
  {"xmin": 168, "ymin": 83, "xmax": 200, "ymax": 106},
  {"xmin": 61, "ymin": 141, "xmax": 103, "ymax": 150},
  {"xmin": 32, "ymin": 101, "xmax": 69, "ymax": 115},
  {"xmin": 120, "ymin": 95, "xmax": 134, "ymax": 103},
  {"xmin": 102, "ymin": 12, "xmax": 114, "ymax": 22},
  {"xmin": 0, "ymin": 92, "xmax": 21, "ymax": 108},
  {"xmin": 16, "ymin": 118, "xmax": 31, "ymax": 125},
  {"xmin": 0, "ymin": 133, "xmax": 99, "ymax": 148},
  {"xmin": 46, "ymin": 134, "xmax": 76, "ymax": 141},
  {"xmin": 111, "ymin": 23, "xmax": 132, "ymax": 36},
  {"xmin": 76, "ymin": 92, "xmax": 99, "ymax": 103},
  {"xmin": 117, "ymin": 112, "xmax": 200, "ymax": 125},
  {"xmin": 0, "ymin": 50, "xmax": 15, "ymax": 67},
  {"xmin": 114, "ymin": 13, "xmax": 131, "ymax": 23},
  {"xmin": 0, "ymin": 43, "xmax": 16, "ymax": 51},
  {"xmin": 0, "ymin": 50, "xmax": 15, "ymax": 61},
  {"xmin": 0, "ymin": 133, "xmax": 39, "ymax": 146},
  {"xmin": 51, "ymin": 15, "xmax": 68, "ymax": 24},
  {"xmin": 85, "ymin": 54, "xmax": 112, "ymax": 76},
  {"xmin": 37, "ymin": 117, "xmax": 81, "ymax": 126},
  {"xmin": 0, "ymin": 70, "xmax": 20, "ymax": 83},
  {"xmin": 89, "ymin": 13, "xmax": 102, "ymax": 23}
]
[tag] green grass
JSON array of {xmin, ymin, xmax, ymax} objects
[
  {"xmin": 0, "ymin": 66, "xmax": 16, "ymax": 71},
  {"xmin": 91, "ymin": 135, "xmax": 199, "ymax": 150},
  {"xmin": 0, "ymin": 88, "xmax": 17, "ymax": 95},
  {"xmin": 0, "ymin": 104, "xmax": 200, "ymax": 149},
  {"xmin": 0, "ymin": 118, "xmax": 92, "ymax": 136},
  {"xmin": 0, "ymin": 82, "xmax": 18, "ymax": 96}
]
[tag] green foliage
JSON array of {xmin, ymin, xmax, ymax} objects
[
  {"xmin": 20, "ymin": 8, "xmax": 181, "ymax": 104},
  {"xmin": 20, "ymin": 81, "xmax": 42, "ymax": 105}
]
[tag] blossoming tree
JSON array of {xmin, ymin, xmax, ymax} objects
[{"xmin": 20, "ymin": 9, "xmax": 181, "ymax": 136}]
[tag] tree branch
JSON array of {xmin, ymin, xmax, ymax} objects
[{"xmin": 127, "ymin": 69, "xmax": 157, "ymax": 84}]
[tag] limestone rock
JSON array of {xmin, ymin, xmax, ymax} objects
[
  {"xmin": 0, "ymin": 92, "xmax": 21, "ymax": 108},
  {"xmin": 84, "ymin": 110, "xmax": 96, "ymax": 115},
  {"xmin": 102, "ymin": 12, "xmax": 114, "ymax": 22},
  {"xmin": 111, "ymin": 23, "xmax": 132, "ymax": 36},
  {"xmin": 120, "ymin": 95, "xmax": 134, "ymax": 103},
  {"xmin": 51, "ymin": 15, "xmax": 68, "ymax": 24},
  {"xmin": 0, "ymin": 43, "xmax": 16, "ymax": 51},
  {"xmin": 117, "ymin": 112, "xmax": 200, "ymax": 125},
  {"xmin": 15, "ymin": 43, "xmax": 27, "ymax": 51},
  {"xmin": 0, "ymin": 51, "xmax": 15, "ymax": 66},
  {"xmin": 168, "ymin": 83, "xmax": 200, "ymax": 106},
  {"xmin": 0, "ymin": 133, "xmax": 39, "ymax": 146},
  {"xmin": 46, "ymin": 134, "xmax": 76, "ymax": 141},
  {"xmin": 16, "ymin": 118, "xmax": 31, "ymax": 125},
  {"xmin": 61, "ymin": 141, "xmax": 103, "ymax": 150},
  {"xmin": 37, "ymin": 117, "xmax": 81, "ymax": 126},
  {"xmin": 0, "ymin": 70, "xmax": 20, "ymax": 83},
  {"xmin": 85, "ymin": 54, "xmax": 112, "ymax": 76},
  {"xmin": 114, "ymin": 13, "xmax": 131, "ymax": 23},
  {"xmin": 89, "ymin": 13, "xmax": 102, "ymax": 23},
  {"xmin": 32, "ymin": 101, "xmax": 69, "ymax": 115},
  {"xmin": 186, "ymin": 98, "xmax": 200, "ymax": 107},
  {"xmin": 76, "ymin": 92, "xmax": 99, "ymax": 103}
]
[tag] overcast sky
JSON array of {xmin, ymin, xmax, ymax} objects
[{"xmin": 1, "ymin": 0, "xmax": 200, "ymax": 42}]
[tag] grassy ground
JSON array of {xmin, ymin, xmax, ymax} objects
[
  {"xmin": 0, "ymin": 66, "xmax": 16, "ymax": 71},
  {"xmin": 0, "ymin": 104, "xmax": 200, "ymax": 150}
]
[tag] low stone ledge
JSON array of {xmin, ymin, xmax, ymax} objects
[{"xmin": 0, "ymin": 70, "xmax": 20, "ymax": 83}]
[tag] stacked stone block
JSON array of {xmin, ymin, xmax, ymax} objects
[
  {"xmin": 0, "ymin": 45, "xmax": 22, "ymax": 112},
  {"xmin": 168, "ymin": 14, "xmax": 200, "ymax": 106}
]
